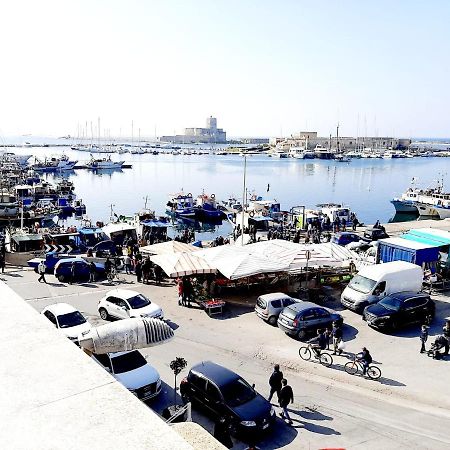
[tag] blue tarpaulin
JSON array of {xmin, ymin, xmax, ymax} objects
[{"xmin": 378, "ymin": 237, "xmax": 440, "ymax": 266}]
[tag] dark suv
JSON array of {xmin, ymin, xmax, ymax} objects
[
  {"xmin": 277, "ymin": 301, "xmax": 343, "ymax": 340},
  {"xmin": 363, "ymin": 292, "xmax": 435, "ymax": 331},
  {"xmin": 180, "ymin": 361, "xmax": 275, "ymax": 437},
  {"xmin": 362, "ymin": 227, "xmax": 389, "ymax": 242}
]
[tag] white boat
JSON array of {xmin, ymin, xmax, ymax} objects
[
  {"xmin": 0, "ymin": 152, "xmax": 32, "ymax": 166},
  {"xmin": 86, "ymin": 155, "xmax": 124, "ymax": 169}
]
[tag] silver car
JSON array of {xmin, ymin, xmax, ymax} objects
[{"xmin": 255, "ymin": 292, "xmax": 299, "ymax": 326}]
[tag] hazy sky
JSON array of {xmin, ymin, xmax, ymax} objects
[{"xmin": 1, "ymin": 0, "xmax": 449, "ymax": 138}]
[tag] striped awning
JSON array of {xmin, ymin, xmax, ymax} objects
[{"xmin": 140, "ymin": 241, "xmax": 198, "ymax": 256}]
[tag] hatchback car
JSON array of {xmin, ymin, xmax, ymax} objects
[
  {"xmin": 98, "ymin": 289, "xmax": 164, "ymax": 321},
  {"xmin": 277, "ymin": 301, "xmax": 343, "ymax": 340},
  {"xmin": 362, "ymin": 227, "xmax": 389, "ymax": 242},
  {"xmin": 41, "ymin": 303, "xmax": 92, "ymax": 345},
  {"xmin": 255, "ymin": 292, "xmax": 299, "ymax": 325},
  {"xmin": 54, "ymin": 257, "xmax": 105, "ymax": 282},
  {"xmin": 91, "ymin": 350, "xmax": 161, "ymax": 400},
  {"xmin": 363, "ymin": 292, "xmax": 435, "ymax": 331},
  {"xmin": 180, "ymin": 361, "xmax": 275, "ymax": 438},
  {"xmin": 331, "ymin": 232, "xmax": 361, "ymax": 246}
]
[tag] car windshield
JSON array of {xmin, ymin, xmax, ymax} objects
[
  {"xmin": 127, "ymin": 294, "xmax": 151, "ymax": 309},
  {"xmin": 221, "ymin": 377, "xmax": 256, "ymax": 407},
  {"xmin": 111, "ymin": 351, "xmax": 147, "ymax": 374},
  {"xmin": 348, "ymin": 275, "xmax": 377, "ymax": 294},
  {"xmin": 379, "ymin": 296, "xmax": 402, "ymax": 311},
  {"xmin": 58, "ymin": 311, "xmax": 86, "ymax": 328}
]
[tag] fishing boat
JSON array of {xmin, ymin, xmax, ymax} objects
[
  {"xmin": 194, "ymin": 193, "xmax": 223, "ymax": 220},
  {"xmin": 0, "ymin": 191, "xmax": 19, "ymax": 218},
  {"xmin": 86, "ymin": 155, "xmax": 125, "ymax": 169},
  {"xmin": 166, "ymin": 192, "xmax": 196, "ymax": 218},
  {"xmin": 31, "ymin": 155, "xmax": 78, "ymax": 172},
  {"xmin": 335, "ymin": 154, "xmax": 351, "ymax": 162}
]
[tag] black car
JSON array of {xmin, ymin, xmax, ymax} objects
[
  {"xmin": 180, "ymin": 361, "xmax": 275, "ymax": 437},
  {"xmin": 363, "ymin": 292, "xmax": 435, "ymax": 330},
  {"xmin": 362, "ymin": 227, "xmax": 389, "ymax": 242}
]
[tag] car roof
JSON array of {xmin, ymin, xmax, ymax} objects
[
  {"xmin": 285, "ymin": 301, "xmax": 321, "ymax": 312},
  {"xmin": 43, "ymin": 302, "xmax": 78, "ymax": 315},
  {"xmin": 109, "ymin": 350, "xmax": 141, "ymax": 358},
  {"xmin": 258, "ymin": 292, "xmax": 292, "ymax": 301},
  {"xmin": 387, "ymin": 291, "xmax": 430, "ymax": 301},
  {"xmin": 105, "ymin": 289, "xmax": 141, "ymax": 300},
  {"xmin": 336, "ymin": 232, "xmax": 358, "ymax": 236},
  {"xmin": 190, "ymin": 361, "xmax": 239, "ymax": 386}
]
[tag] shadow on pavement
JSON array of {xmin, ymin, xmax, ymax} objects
[
  {"xmin": 1, "ymin": 272, "xmax": 23, "ymax": 278},
  {"xmin": 79, "ymin": 283, "xmax": 99, "ymax": 288},
  {"xmin": 298, "ymin": 407, "xmax": 333, "ymax": 421},
  {"xmin": 293, "ymin": 419, "xmax": 340, "ymax": 436},
  {"xmin": 165, "ymin": 319, "xmax": 179, "ymax": 330},
  {"xmin": 342, "ymin": 323, "xmax": 359, "ymax": 342}
]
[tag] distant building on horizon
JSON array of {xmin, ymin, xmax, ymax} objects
[
  {"xmin": 270, "ymin": 131, "xmax": 411, "ymax": 150},
  {"xmin": 160, "ymin": 116, "xmax": 227, "ymax": 143}
]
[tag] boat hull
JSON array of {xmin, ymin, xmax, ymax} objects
[
  {"xmin": 415, "ymin": 202, "xmax": 439, "ymax": 217},
  {"xmin": 390, "ymin": 199, "xmax": 418, "ymax": 214}
]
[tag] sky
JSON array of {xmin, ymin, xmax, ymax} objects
[{"xmin": 0, "ymin": 0, "xmax": 449, "ymax": 139}]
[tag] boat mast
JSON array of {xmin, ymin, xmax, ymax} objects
[
  {"xmin": 336, "ymin": 123, "xmax": 340, "ymax": 154},
  {"xmin": 241, "ymin": 156, "xmax": 247, "ymax": 246}
]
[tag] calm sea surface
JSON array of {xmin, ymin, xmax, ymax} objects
[{"xmin": 7, "ymin": 145, "xmax": 450, "ymax": 240}]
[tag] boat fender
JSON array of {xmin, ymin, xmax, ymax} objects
[
  {"xmin": 249, "ymin": 211, "xmax": 255, "ymax": 218},
  {"xmin": 211, "ymin": 193, "xmax": 216, "ymax": 199},
  {"xmin": 187, "ymin": 193, "xmax": 193, "ymax": 198}
]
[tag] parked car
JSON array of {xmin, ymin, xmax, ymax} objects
[
  {"xmin": 362, "ymin": 227, "xmax": 389, "ymax": 242},
  {"xmin": 54, "ymin": 257, "xmax": 105, "ymax": 282},
  {"xmin": 277, "ymin": 301, "xmax": 343, "ymax": 340},
  {"xmin": 91, "ymin": 350, "xmax": 161, "ymax": 400},
  {"xmin": 331, "ymin": 232, "xmax": 360, "ymax": 246},
  {"xmin": 363, "ymin": 292, "xmax": 435, "ymax": 331},
  {"xmin": 98, "ymin": 289, "xmax": 164, "ymax": 321},
  {"xmin": 180, "ymin": 361, "xmax": 275, "ymax": 438},
  {"xmin": 255, "ymin": 292, "xmax": 299, "ymax": 325},
  {"xmin": 41, "ymin": 303, "xmax": 92, "ymax": 345}
]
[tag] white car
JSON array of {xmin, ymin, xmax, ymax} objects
[
  {"xmin": 97, "ymin": 289, "xmax": 164, "ymax": 321},
  {"xmin": 91, "ymin": 350, "xmax": 162, "ymax": 400},
  {"xmin": 41, "ymin": 303, "xmax": 92, "ymax": 345}
]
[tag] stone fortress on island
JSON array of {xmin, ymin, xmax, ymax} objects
[{"xmin": 160, "ymin": 116, "xmax": 227, "ymax": 144}]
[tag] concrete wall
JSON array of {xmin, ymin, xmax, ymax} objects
[{"xmin": 0, "ymin": 280, "xmax": 223, "ymax": 450}]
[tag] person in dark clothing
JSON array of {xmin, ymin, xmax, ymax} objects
[
  {"xmin": 279, "ymin": 378, "xmax": 294, "ymax": 425},
  {"xmin": 308, "ymin": 329, "xmax": 328, "ymax": 357},
  {"xmin": 420, "ymin": 325, "xmax": 429, "ymax": 353},
  {"xmin": 357, "ymin": 347, "xmax": 372, "ymax": 375},
  {"xmin": 332, "ymin": 321, "xmax": 344, "ymax": 355},
  {"xmin": 135, "ymin": 260, "xmax": 142, "ymax": 283},
  {"xmin": 104, "ymin": 257, "xmax": 112, "ymax": 279},
  {"xmin": 352, "ymin": 216, "xmax": 359, "ymax": 231},
  {"xmin": 183, "ymin": 277, "xmax": 193, "ymax": 307},
  {"xmin": 0, "ymin": 253, "xmax": 5, "ymax": 273},
  {"xmin": 213, "ymin": 417, "xmax": 233, "ymax": 449},
  {"xmin": 154, "ymin": 264, "xmax": 163, "ymax": 285},
  {"xmin": 142, "ymin": 258, "xmax": 151, "ymax": 284},
  {"xmin": 89, "ymin": 261, "xmax": 96, "ymax": 283},
  {"xmin": 268, "ymin": 364, "xmax": 283, "ymax": 402}
]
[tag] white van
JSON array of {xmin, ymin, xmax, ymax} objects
[{"xmin": 341, "ymin": 261, "xmax": 423, "ymax": 313}]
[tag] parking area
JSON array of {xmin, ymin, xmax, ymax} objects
[{"xmin": 3, "ymin": 267, "xmax": 450, "ymax": 449}]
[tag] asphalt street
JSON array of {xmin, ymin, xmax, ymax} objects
[{"xmin": 4, "ymin": 267, "xmax": 450, "ymax": 449}]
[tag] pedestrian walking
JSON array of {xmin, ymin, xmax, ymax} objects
[
  {"xmin": 183, "ymin": 277, "xmax": 193, "ymax": 307},
  {"xmin": 135, "ymin": 260, "xmax": 142, "ymax": 283},
  {"xmin": 154, "ymin": 264, "xmax": 163, "ymax": 285},
  {"xmin": 352, "ymin": 215, "xmax": 359, "ymax": 231},
  {"xmin": 213, "ymin": 416, "xmax": 233, "ymax": 449},
  {"xmin": 38, "ymin": 260, "xmax": 47, "ymax": 283},
  {"xmin": 268, "ymin": 364, "xmax": 283, "ymax": 402},
  {"xmin": 0, "ymin": 253, "xmax": 5, "ymax": 274},
  {"xmin": 279, "ymin": 379, "xmax": 294, "ymax": 425},
  {"xmin": 89, "ymin": 261, "xmax": 96, "ymax": 283},
  {"xmin": 420, "ymin": 324, "xmax": 429, "ymax": 353},
  {"xmin": 177, "ymin": 278, "xmax": 184, "ymax": 305},
  {"xmin": 332, "ymin": 321, "xmax": 344, "ymax": 355},
  {"xmin": 142, "ymin": 258, "xmax": 151, "ymax": 284},
  {"xmin": 123, "ymin": 254, "xmax": 132, "ymax": 274},
  {"xmin": 70, "ymin": 261, "xmax": 76, "ymax": 284}
]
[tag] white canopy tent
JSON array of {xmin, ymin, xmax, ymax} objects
[
  {"xmin": 150, "ymin": 252, "xmax": 216, "ymax": 278},
  {"xmin": 140, "ymin": 241, "xmax": 198, "ymax": 256}
]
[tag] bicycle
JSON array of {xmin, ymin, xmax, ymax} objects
[
  {"xmin": 299, "ymin": 343, "xmax": 334, "ymax": 367},
  {"xmin": 344, "ymin": 356, "xmax": 381, "ymax": 380},
  {"xmin": 107, "ymin": 266, "xmax": 123, "ymax": 283}
]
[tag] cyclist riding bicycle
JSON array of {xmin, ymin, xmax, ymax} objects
[
  {"xmin": 356, "ymin": 347, "xmax": 372, "ymax": 375},
  {"xmin": 307, "ymin": 329, "xmax": 328, "ymax": 357}
]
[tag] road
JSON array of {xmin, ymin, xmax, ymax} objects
[{"xmin": 4, "ymin": 267, "xmax": 450, "ymax": 449}]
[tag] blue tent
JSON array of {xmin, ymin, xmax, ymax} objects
[{"xmin": 378, "ymin": 237, "xmax": 440, "ymax": 266}]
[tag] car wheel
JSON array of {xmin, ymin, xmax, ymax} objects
[
  {"xmin": 268, "ymin": 316, "xmax": 277, "ymax": 326},
  {"xmin": 99, "ymin": 308, "xmax": 109, "ymax": 320},
  {"xmin": 297, "ymin": 329, "xmax": 307, "ymax": 340},
  {"xmin": 57, "ymin": 274, "xmax": 65, "ymax": 282}
]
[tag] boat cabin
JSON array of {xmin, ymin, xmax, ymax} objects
[{"xmin": 102, "ymin": 223, "xmax": 138, "ymax": 246}]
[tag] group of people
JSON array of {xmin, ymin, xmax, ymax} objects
[
  {"xmin": 177, "ymin": 277, "xmax": 194, "ymax": 307},
  {"xmin": 420, "ymin": 320, "xmax": 450, "ymax": 359}
]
